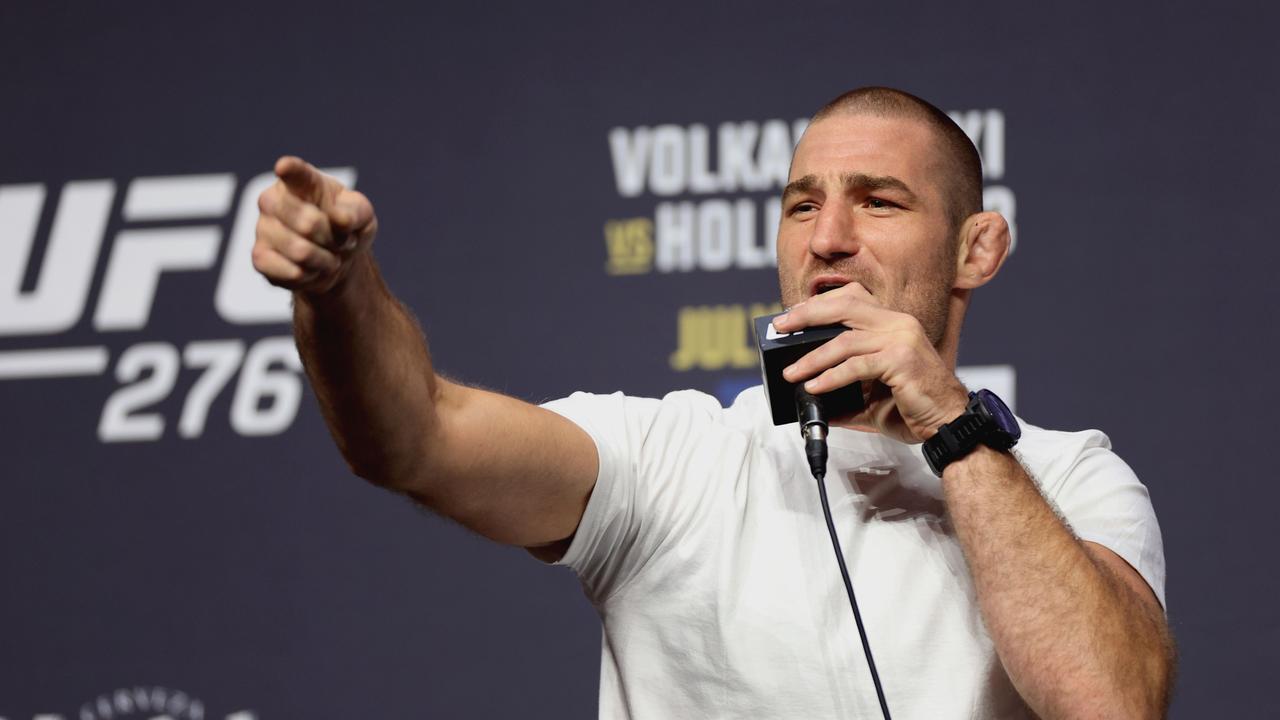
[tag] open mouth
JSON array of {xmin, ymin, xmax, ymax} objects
[{"xmin": 809, "ymin": 276, "xmax": 853, "ymax": 297}]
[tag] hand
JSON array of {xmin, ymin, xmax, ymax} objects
[
  {"xmin": 772, "ymin": 282, "xmax": 969, "ymax": 444},
  {"xmin": 253, "ymin": 156, "xmax": 378, "ymax": 296}
]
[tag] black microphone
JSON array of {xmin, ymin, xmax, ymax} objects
[
  {"xmin": 795, "ymin": 386, "xmax": 828, "ymax": 480},
  {"xmin": 752, "ymin": 315, "xmax": 865, "ymax": 427}
]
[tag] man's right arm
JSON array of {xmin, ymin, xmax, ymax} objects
[{"xmin": 253, "ymin": 156, "xmax": 598, "ymax": 555}]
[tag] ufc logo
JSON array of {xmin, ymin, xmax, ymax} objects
[{"xmin": 0, "ymin": 168, "xmax": 355, "ymax": 336}]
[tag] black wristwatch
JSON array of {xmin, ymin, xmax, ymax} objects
[{"xmin": 922, "ymin": 389, "xmax": 1021, "ymax": 477}]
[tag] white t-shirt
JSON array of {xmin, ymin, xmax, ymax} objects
[{"xmin": 541, "ymin": 385, "xmax": 1165, "ymax": 719}]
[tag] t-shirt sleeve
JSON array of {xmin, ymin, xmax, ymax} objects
[
  {"xmin": 539, "ymin": 390, "xmax": 726, "ymax": 605},
  {"xmin": 1020, "ymin": 428, "xmax": 1167, "ymax": 610}
]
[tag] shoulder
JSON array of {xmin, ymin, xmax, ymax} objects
[
  {"xmin": 1016, "ymin": 420, "xmax": 1115, "ymax": 466},
  {"xmin": 1013, "ymin": 419, "xmax": 1138, "ymax": 498},
  {"xmin": 540, "ymin": 388, "xmax": 725, "ymax": 421},
  {"xmin": 539, "ymin": 387, "xmax": 733, "ymax": 445},
  {"xmin": 1014, "ymin": 419, "xmax": 1166, "ymax": 608}
]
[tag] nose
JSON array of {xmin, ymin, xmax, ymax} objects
[{"xmin": 807, "ymin": 201, "xmax": 858, "ymax": 260}]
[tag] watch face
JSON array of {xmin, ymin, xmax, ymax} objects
[{"xmin": 976, "ymin": 389, "xmax": 1021, "ymax": 441}]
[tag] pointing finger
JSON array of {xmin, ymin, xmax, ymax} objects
[{"xmin": 274, "ymin": 155, "xmax": 330, "ymax": 205}]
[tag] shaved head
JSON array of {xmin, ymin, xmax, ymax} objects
[{"xmin": 810, "ymin": 86, "xmax": 982, "ymax": 233}]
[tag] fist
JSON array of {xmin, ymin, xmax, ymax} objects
[{"xmin": 253, "ymin": 156, "xmax": 377, "ymax": 295}]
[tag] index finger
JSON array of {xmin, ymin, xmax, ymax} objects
[
  {"xmin": 773, "ymin": 283, "xmax": 889, "ymax": 332},
  {"xmin": 274, "ymin": 155, "xmax": 330, "ymax": 205},
  {"xmin": 839, "ymin": 281, "xmax": 879, "ymax": 304}
]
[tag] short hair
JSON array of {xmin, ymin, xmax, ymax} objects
[{"xmin": 811, "ymin": 86, "xmax": 983, "ymax": 232}]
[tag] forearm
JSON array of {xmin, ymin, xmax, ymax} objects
[
  {"xmin": 292, "ymin": 252, "xmax": 446, "ymax": 486},
  {"xmin": 943, "ymin": 446, "xmax": 1172, "ymax": 718}
]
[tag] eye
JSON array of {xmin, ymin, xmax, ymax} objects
[
  {"xmin": 866, "ymin": 197, "xmax": 897, "ymax": 209},
  {"xmin": 788, "ymin": 201, "xmax": 818, "ymax": 217}
]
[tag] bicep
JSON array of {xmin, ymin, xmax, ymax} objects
[
  {"xmin": 409, "ymin": 380, "xmax": 599, "ymax": 548},
  {"xmin": 1041, "ymin": 432, "xmax": 1167, "ymax": 610}
]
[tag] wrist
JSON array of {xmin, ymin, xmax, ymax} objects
[
  {"xmin": 940, "ymin": 442, "xmax": 1002, "ymax": 478},
  {"xmin": 297, "ymin": 251, "xmax": 379, "ymax": 311},
  {"xmin": 920, "ymin": 388, "xmax": 1021, "ymax": 477},
  {"xmin": 920, "ymin": 389, "xmax": 971, "ymax": 441}
]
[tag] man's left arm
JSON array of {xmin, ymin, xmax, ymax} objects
[
  {"xmin": 774, "ymin": 286, "xmax": 1175, "ymax": 719},
  {"xmin": 942, "ymin": 443, "xmax": 1174, "ymax": 719}
]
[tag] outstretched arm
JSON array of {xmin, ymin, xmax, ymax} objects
[{"xmin": 253, "ymin": 157, "xmax": 597, "ymax": 551}]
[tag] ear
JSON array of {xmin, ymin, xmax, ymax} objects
[{"xmin": 953, "ymin": 211, "xmax": 1011, "ymax": 290}]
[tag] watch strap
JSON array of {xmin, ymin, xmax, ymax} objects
[{"xmin": 922, "ymin": 410, "xmax": 990, "ymax": 476}]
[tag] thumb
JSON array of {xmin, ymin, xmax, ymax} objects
[
  {"xmin": 330, "ymin": 190, "xmax": 374, "ymax": 233},
  {"xmin": 274, "ymin": 155, "xmax": 331, "ymax": 205}
]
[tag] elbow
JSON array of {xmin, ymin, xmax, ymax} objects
[
  {"xmin": 1122, "ymin": 609, "xmax": 1177, "ymax": 719},
  {"xmin": 1098, "ymin": 642, "xmax": 1177, "ymax": 719},
  {"xmin": 1039, "ymin": 640, "xmax": 1175, "ymax": 719},
  {"xmin": 344, "ymin": 443, "xmax": 459, "ymax": 516},
  {"xmin": 328, "ymin": 378, "xmax": 453, "ymax": 491},
  {"xmin": 346, "ymin": 453, "xmax": 432, "ymax": 495},
  {"xmin": 336, "ymin": 435, "xmax": 428, "ymax": 492},
  {"xmin": 345, "ymin": 456, "xmax": 397, "ymax": 488},
  {"xmin": 1139, "ymin": 632, "xmax": 1177, "ymax": 719},
  {"xmin": 337, "ymin": 413, "xmax": 447, "ymax": 494},
  {"xmin": 331, "ymin": 432, "xmax": 400, "ymax": 488}
]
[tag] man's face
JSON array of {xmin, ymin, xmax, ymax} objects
[{"xmin": 777, "ymin": 113, "xmax": 959, "ymax": 346}]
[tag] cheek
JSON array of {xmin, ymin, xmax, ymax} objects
[
  {"xmin": 776, "ymin": 242, "xmax": 799, "ymax": 269},
  {"xmin": 775, "ymin": 237, "xmax": 807, "ymax": 304},
  {"xmin": 775, "ymin": 230, "xmax": 805, "ymax": 270}
]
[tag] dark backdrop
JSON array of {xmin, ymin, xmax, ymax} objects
[{"xmin": 1, "ymin": 2, "xmax": 1276, "ymax": 717}]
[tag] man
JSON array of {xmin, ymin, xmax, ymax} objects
[{"xmin": 253, "ymin": 87, "xmax": 1174, "ymax": 718}]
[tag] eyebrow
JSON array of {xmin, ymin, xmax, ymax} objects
[{"xmin": 782, "ymin": 172, "xmax": 919, "ymax": 205}]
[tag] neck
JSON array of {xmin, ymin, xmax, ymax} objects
[{"xmin": 937, "ymin": 288, "xmax": 970, "ymax": 371}]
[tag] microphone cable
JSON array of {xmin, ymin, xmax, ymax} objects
[{"xmin": 795, "ymin": 387, "xmax": 893, "ymax": 720}]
